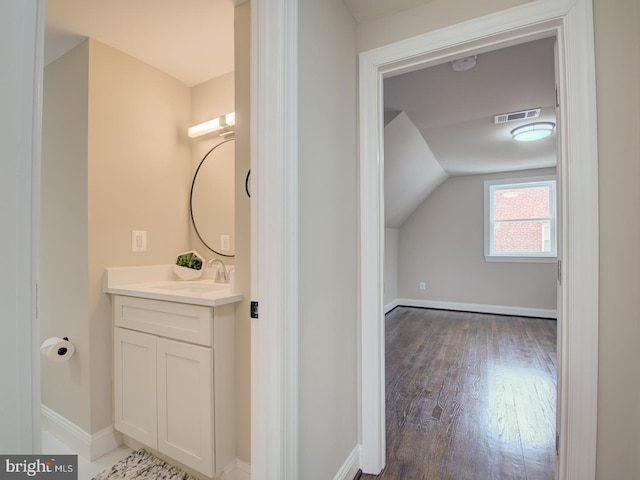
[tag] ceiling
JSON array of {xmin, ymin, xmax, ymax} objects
[
  {"xmin": 44, "ymin": 0, "xmax": 237, "ymax": 87},
  {"xmin": 384, "ymin": 36, "xmax": 557, "ymax": 176},
  {"xmin": 44, "ymin": 1, "xmax": 556, "ymax": 178},
  {"xmin": 44, "ymin": 0, "xmax": 437, "ymax": 86}
]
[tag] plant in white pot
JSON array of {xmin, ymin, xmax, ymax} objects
[{"xmin": 173, "ymin": 250, "xmax": 204, "ymax": 280}]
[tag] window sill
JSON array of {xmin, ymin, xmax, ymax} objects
[{"xmin": 485, "ymin": 255, "xmax": 557, "ymax": 264}]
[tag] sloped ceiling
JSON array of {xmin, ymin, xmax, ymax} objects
[
  {"xmin": 383, "ymin": 37, "xmax": 557, "ymax": 228},
  {"xmin": 385, "ymin": 112, "xmax": 448, "ymax": 228}
]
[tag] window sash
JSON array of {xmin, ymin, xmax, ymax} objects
[{"xmin": 484, "ymin": 176, "xmax": 557, "ymax": 261}]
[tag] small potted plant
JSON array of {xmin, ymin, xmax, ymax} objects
[{"xmin": 173, "ymin": 250, "xmax": 204, "ymax": 280}]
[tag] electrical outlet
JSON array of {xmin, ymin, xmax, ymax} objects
[
  {"xmin": 132, "ymin": 230, "xmax": 147, "ymax": 252},
  {"xmin": 221, "ymin": 234, "xmax": 230, "ymax": 252},
  {"xmin": 419, "ymin": 282, "xmax": 426, "ymax": 290}
]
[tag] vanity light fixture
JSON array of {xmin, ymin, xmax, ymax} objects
[
  {"xmin": 188, "ymin": 112, "xmax": 236, "ymax": 138},
  {"xmin": 511, "ymin": 121, "xmax": 556, "ymax": 142}
]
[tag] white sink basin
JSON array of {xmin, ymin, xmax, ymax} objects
[{"xmin": 151, "ymin": 281, "xmax": 229, "ymax": 294}]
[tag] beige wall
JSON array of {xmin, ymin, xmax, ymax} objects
[
  {"xmin": 359, "ymin": 0, "xmax": 640, "ymax": 478},
  {"xmin": 356, "ymin": 0, "xmax": 534, "ymax": 52},
  {"xmin": 398, "ymin": 168, "xmax": 557, "ymax": 310},
  {"xmin": 41, "ymin": 23, "xmax": 252, "ymax": 462},
  {"xmin": 298, "ymin": 0, "xmax": 359, "ymax": 477},
  {"xmin": 42, "ymin": 39, "xmax": 192, "ymax": 433},
  {"xmin": 233, "ymin": 1, "xmax": 252, "ymax": 464},
  {"xmin": 88, "ymin": 39, "xmax": 191, "ymax": 432},
  {"xmin": 41, "ymin": 41, "xmax": 91, "ymax": 431}
]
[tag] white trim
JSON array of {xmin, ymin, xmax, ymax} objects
[
  {"xmin": 250, "ymin": 0, "xmax": 298, "ymax": 479},
  {"xmin": 220, "ymin": 459, "xmax": 251, "ymax": 480},
  {"xmin": 484, "ymin": 175, "xmax": 558, "ymax": 261},
  {"xmin": 358, "ymin": 46, "xmax": 386, "ymax": 475},
  {"xmin": 395, "ymin": 299, "xmax": 557, "ymax": 319},
  {"xmin": 232, "ymin": 459, "xmax": 251, "ymax": 480},
  {"xmin": 358, "ymin": 0, "xmax": 599, "ymax": 478},
  {"xmin": 332, "ymin": 445, "xmax": 361, "ymax": 480},
  {"xmin": 1, "ymin": 0, "xmax": 45, "ymax": 453},
  {"xmin": 384, "ymin": 299, "xmax": 400, "ymax": 314},
  {"xmin": 41, "ymin": 405, "xmax": 122, "ymax": 461}
]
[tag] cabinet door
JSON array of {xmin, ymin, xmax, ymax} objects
[
  {"xmin": 114, "ymin": 327, "xmax": 158, "ymax": 448},
  {"xmin": 156, "ymin": 338, "xmax": 214, "ymax": 476}
]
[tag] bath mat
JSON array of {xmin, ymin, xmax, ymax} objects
[{"xmin": 92, "ymin": 449, "xmax": 198, "ymax": 480}]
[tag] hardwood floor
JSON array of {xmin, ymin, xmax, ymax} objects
[{"xmin": 362, "ymin": 307, "xmax": 557, "ymax": 480}]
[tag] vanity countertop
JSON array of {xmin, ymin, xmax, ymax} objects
[{"xmin": 104, "ymin": 265, "xmax": 242, "ymax": 307}]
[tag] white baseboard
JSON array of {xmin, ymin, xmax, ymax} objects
[
  {"xmin": 384, "ymin": 299, "xmax": 399, "ymax": 314},
  {"xmin": 225, "ymin": 459, "xmax": 251, "ymax": 480},
  {"xmin": 395, "ymin": 298, "xmax": 557, "ymax": 319},
  {"xmin": 41, "ymin": 404, "xmax": 122, "ymax": 461},
  {"xmin": 333, "ymin": 445, "xmax": 361, "ymax": 480}
]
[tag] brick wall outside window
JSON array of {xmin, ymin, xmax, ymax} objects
[{"xmin": 493, "ymin": 186, "xmax": 550, "ymax": 253}]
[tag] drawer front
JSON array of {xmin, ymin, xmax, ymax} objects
[{"xmin": 114, "ymin": 296, "xmax": 213, "ymax": 346}]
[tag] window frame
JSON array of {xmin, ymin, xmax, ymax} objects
[{"xmin": 484, "ymin": 175, "xmax": 557, "ymax": 263}]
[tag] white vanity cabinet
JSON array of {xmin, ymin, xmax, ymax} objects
[{"xmin": 113, "ymin": 295, "xmax": 235, "ymax": 478}]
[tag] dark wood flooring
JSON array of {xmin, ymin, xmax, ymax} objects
[{"xmin": 362, "ymin": 307, "xmax": 557, "ymax": 480}]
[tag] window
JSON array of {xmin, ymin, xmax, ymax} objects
[{"xmin": 484, "ymin": 176, "xmax": 557, "ymax": 262}]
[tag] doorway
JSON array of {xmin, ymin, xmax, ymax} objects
[
  {"xmin": 38, "ymin": 0, "xmax": 248, "ymax": 469},
  {"xmin": 357, "ymin": 1, "xmax": 599, "ymax": 478},
  {"xmin": 375, "ymin": 35, "xmax": 560, "ymax": 476}
]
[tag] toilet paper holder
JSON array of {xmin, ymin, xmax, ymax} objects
[
  {"xmin": 58, "ymin": 337, "xmax": 70, "ymax": 356},
  {"xmin": 40, "ymin": 336, "xmax": 75, "ymax": 362}
]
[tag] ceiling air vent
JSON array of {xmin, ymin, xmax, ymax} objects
[{"xmin": 494, "ymin": 108, "xmax": 541, "ymax": 124}]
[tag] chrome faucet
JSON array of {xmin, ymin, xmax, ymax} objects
[{"xmin": 206, "ymin": 258, "xmax": 228, "ymax": 283}]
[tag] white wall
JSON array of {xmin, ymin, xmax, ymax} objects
[
  {"xmin": 398, "ymin": 168, "xmax": 557, "ymax": 311},
  {"xmin": 592, "ymin": 0, "xmax": 640, "ymax": 477},
  {"xmin": 359, "ymin": 1, "xmax": 640, "ymax": 478},
  {"xmin": 298, "ymin": 0, "xmax": 359, "ymax": 477}
]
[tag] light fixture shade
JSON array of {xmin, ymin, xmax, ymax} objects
[
  {"xmin": 511, "ymin": 122, "xmax": 556, "ymax": 142},
  {"xmin": 188, "ymin": 112, "xmax": 236, "ymax": 138}
]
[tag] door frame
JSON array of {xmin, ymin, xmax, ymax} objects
[
  {"xmin": 250, "ymin": 0, "xmax": 299, "ymax": 479},
  {"xmin": 358, "ymin": 0, "xmax": 599, "ymax": 478},
  {"xmin": 2, "ymin": 0, "xmax": 44, "ymax": 453}
]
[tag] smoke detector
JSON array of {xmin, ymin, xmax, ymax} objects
[{"xmin": 451, "ymin": 56, "xmax": 477, "ymax": 72}]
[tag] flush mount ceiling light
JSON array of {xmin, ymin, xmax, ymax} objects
[
  {"xmin": 511, "ymin": 122, "xmax": 556, "ymax": 142},
  {"xmin": 188, "ymin": 112, "xmax": 235, "ymax": 138},
  {"xmin": 451, "ymin": 55, "xmax": 477, "ymax": 72}
]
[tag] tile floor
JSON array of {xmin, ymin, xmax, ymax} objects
[{"xmin": 41, "ymin": 429, "xmax": 133, "ymax": 480}]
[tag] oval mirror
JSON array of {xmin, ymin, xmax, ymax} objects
[{"xmin": 190, "ymin": 138, "xmax": 235, "ymax": 257}]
